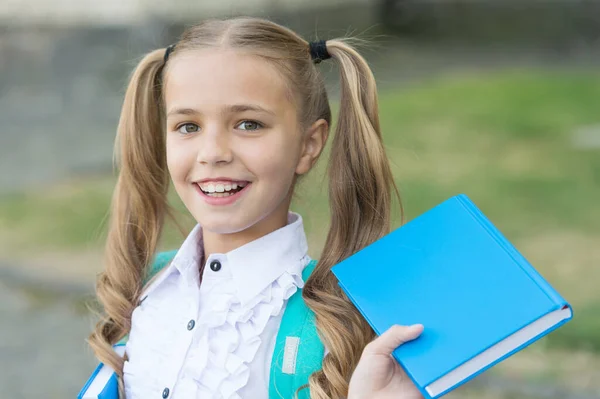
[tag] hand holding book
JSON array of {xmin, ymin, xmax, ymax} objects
[{"xmin": 349, "ymin": 324, "xmax": 425, "ymax": 399}]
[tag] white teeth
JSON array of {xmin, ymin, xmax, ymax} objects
[
  {"xmin": 206, "ymin": 192, "xmax": 234, "ymax": 197},
  {"xmin": 198, "ymin": 181, "xmax": 249, "ymax": 194}
]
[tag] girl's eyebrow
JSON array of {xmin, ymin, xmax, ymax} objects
[
  {"xmin": 167, "ymin": 107, "xmax": 200, "ymax": 118},
  {"xmin": 167, "ymin": 104, "xmax": 276, "ymax": 118},
  {"xmin": 226, "ymin": 104, "xmax": 276, "ymax": 116}
]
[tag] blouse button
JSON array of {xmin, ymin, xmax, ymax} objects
[
  {"xmin": 187, "ymin": 319, "xmax": 195, "ymax": 330},
  {"xmin": 162, "ymin": 387, "xmax": 170, "ymax": 398},
  {"xmin": 210, "ymin": 260, "xmax": 222, "ymax": 272}
]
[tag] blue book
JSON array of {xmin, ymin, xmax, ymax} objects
[
  {"xmin": 78, "ymin": 344, "xmax": 125, "ymax": 399},
  {"xmin": 331, "ymin": 194, "xmax": 572, "ymax": 399}
]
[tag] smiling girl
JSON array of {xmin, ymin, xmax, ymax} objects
[{"xmin": 87, "ymin": 16, "xmax": 424, "ymax": 399}]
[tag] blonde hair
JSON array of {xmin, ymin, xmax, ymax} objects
[{"xmin": 88, "ymin": 16, "xmax": 401, "ymax": 399}]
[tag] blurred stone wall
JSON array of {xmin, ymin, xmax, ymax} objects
[
  {"xmin": 0, "ymin": 0, "xmax": 371, "ymax": 26},
  {"xmin": 379, "ymin": 0, "xmax": 600, "ymax": 46}
]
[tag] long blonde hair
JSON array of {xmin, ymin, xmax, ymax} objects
[{"xmin": 88, "ymin": 16, "xmax": 401, "ymax": 399}]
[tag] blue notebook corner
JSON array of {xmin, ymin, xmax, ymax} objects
[
  {"xmin": 78, "ymin": 344, "xmax": 125, "ymax": 399},
  {"xmin": 331, "ymin": 194, "xmax": 572, "ymax": 398}
]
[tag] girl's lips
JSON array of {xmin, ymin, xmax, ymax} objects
[{"xmin": 194, "ymin": 182, "xmax": 251, "ymax": 206}]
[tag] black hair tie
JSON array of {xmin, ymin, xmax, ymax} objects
[
  {"xmin": 309, "ymin": 40, "xmax": 330, "ymax": 64},
  {"xmin": 164, "ymin": 44, "xmax": 176, "ymax": 63}
]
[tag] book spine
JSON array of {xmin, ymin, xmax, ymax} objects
[{"xmin": 455, "ymin": 194, "xmax": 569, "ymax": 308}]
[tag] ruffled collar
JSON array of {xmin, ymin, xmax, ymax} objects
[{"xmin": 144, "ymin": 212, "xmax": 309, "ymax": 305}]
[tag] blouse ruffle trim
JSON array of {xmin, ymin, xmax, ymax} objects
[{"xmin": 179, "ymin": 264, "xmax": 305, "ymax": 398}]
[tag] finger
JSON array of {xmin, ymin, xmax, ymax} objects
[{"xmin": 365, "ymin": 324, "xmax": 424, "ymax": 356}]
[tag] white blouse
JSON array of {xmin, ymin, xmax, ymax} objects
[{"xmin": 123, "ymin": 212, "xmax": 314, "ymax": 399}]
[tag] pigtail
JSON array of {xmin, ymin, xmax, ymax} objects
[
  {"xmin": 302, "ymin": 39, "xmax": 402, "ymax": 398},
  {"xmin": 87, "ymin": 48, "xmax": 175, "ymax": 395}
]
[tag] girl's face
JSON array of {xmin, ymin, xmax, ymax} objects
[{"xmin": 164, "ymin": 49, "xmax": 324, "ymax": 237}]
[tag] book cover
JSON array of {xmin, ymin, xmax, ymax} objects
[
  {"xmin": 331, "ymin": 194, "xmax": 572, "ymax": 398},
  {"xmin": 78, "ymin": 344, "xmax": 125, "ymax": 399}
]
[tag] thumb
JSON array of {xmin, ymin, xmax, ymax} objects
[{"xmin": 365, "ymin": 324, "xmax": 424, "ymax": 356}]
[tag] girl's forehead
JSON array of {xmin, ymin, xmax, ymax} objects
[{"xmin": 163, "ymin": 49, "xmax": 293, "ymax": 113}]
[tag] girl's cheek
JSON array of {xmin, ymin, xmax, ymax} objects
[
  {"xmin": 252, "ymin": 152, "xmax": 293, "ymax": 180},
  {"xmin": 167, "ymin": 142, "xmax": 194, "ymax": 176}
]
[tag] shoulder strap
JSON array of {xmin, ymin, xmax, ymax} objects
[
  {"xmin": 146, "ymin": 249, "xmax": 178, "ymax": 284},
  {"xmin": 269, "ymin": 259, "xmax": 324, "ymax": 399},
  {"xmin": 115, "ymin": 250, "xmax": 178, "ymax": 346}
]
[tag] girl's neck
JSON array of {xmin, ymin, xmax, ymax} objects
[{"xmin": 201, "ymin": 207, "xmax": 290, "ymax": 259}]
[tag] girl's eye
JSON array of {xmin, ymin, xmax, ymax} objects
[
  {"xmin": 177, "ymin": 123, "xmax": 199, "ymax": 134},
  {"xmin": 237, "ymin": 120, "xmax": 263, "ymax": 131}
]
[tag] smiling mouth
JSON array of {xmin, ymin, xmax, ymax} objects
[{"xmin": 196, "ymin": 181, "xmax": 249, "ymax": 197}]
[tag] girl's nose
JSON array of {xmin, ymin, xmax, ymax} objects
[{"xmin": 196, "ymin": 127, "xmax": 233, "ymax": 165}]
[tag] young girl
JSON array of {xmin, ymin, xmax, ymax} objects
[{"xmin": 87, "ymin": 16, "xmax": 424, "ymax": 399}]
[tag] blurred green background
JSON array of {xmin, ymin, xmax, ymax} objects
[{"xmin": 0, "ymin": 0, "xmax": 599, "ymax": 398}]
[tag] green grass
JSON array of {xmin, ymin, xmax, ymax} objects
[
  {"xmin": 377, "ymin": 70, "xmax": 600, "ymax": 233},
  {"xmin": 0, "ymin": 177, "xmax": 114, "ymax": 251},
  {"xmin": 545, "ymin": 301, "xmax": 600, "ymax": 352},
  {"xmin": 1, "ymin": 68, "xmax": 599, "ymax": 353}
]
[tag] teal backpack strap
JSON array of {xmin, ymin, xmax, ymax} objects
[
  {"xmin": 269, "ymin": 259, "xmax": 324, "ymax": 399},
  {"xmin": 115, "ymin": 249, "xmax": 178, "ymax": 346},
  {"xmin": 146, "ymin": 249, "xmax": 178, "ymax": 283}
]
